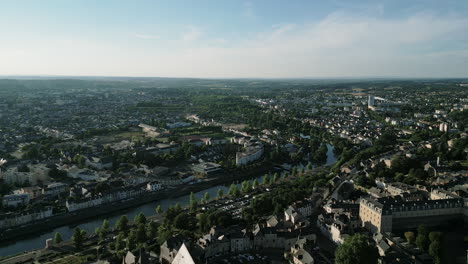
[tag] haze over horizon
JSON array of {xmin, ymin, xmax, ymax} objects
[{"xmin": 2, "ymin": 0, "xmax": 468, "ymax": 78}]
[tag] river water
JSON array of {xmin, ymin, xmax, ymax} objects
[{"xmin": 0, "ymin": 144, "xmax": 337, "ymax": 256}]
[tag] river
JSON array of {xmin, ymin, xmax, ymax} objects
[{"xmin": 0, "ymin": 144, "xmax": 337, "ymax": 257}]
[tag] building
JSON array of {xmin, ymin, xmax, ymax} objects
[
  {"xmin": 42, "ymin": 182, "xmax": 68, "ymax": 196},
  {"xmin": 359, "ymin": 196, "xmax": 464, "ymax": 233},
  {"xmin": 235, "ymin": 144, "xmax": 264, "ymax": 166},
  {"xmin": 0, "ymin": 207, "xmax": 53, "ymax": 229},
  {"xmin": 192, "ymin": 162, "xmax": 222, "ymax": 176},
  {"xmin": 146, "ymin": 181, "xmax": 163, "ymax": 191},
  {"xmin": 17, "ymin": 186, "xmax": 42, "ymax": 199},
  {"xmin": 368, "ymin": 95, "xmax": 375, "ymax": 107},
  {"xmin": 2, "ymin": 193, "xmax": 30, "ymax": 207}
]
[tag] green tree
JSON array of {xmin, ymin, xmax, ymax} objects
[
  {"xmin": 228, "ymin": 184, "xmax": 238, "ymax": 196},
  {"xmin": 252, "ymin": 179, "xmax": 258, "ymax": 189},
  {"xmin": 134, "ymin": 212, "xmax": 147, "ymax": 225},
  {"xmin": 53, "ymin": 232, "xmax": 63, "ymax": 244},
  {"xmin": 115, "ymin": 232, "xmax": 125, "ymax": 251},
  {"xmin": 136, "ymin": 223, "xmax": 147, "ymax": 243},
  {"xmin": 335, "ymin": 234, "xmax": 378, "ymax": 264},
  {"xmin": 115, "ymin": 215, "xmax": 129, "ymax": 234},
  {"xmin": 126, "ymin": 230, "xmax": 137, "ymax": 251},
  {"xmin": 291, "ymin": 166, "xmax": 297, "ymax": 177},
  {"xmin": 174, "ymin": 212, "xmax": 192, "ymax": 230},
  {"xmin": 101, "ymin": 219, "xmax": 110, "ymax": 232},
  {"xmin": 72, "ymin": 227, "xmax": 86, "ymax": 250},
  {"xmin": 404, "ymin": 231, "xmax": 415, "ymax": 244},
  {"xmin": 262, "ymin": 174, "xmax": 269, "ymax": 185},
  {"xmin": 241, "ymin": 180, "xmax": 251, "ymax": 193},
  {"xmin": 272, "ymin": 173, "xmax": 278, "ymax": 183},
  {"xmin": 147, "ymin": 221, "xmax": 158, "ymax": 239},
  {"xmin": 155, "ymin": 205, "xmax": 163, "ymax": 214},
  {"xmin": 416, "ymin": 225, "xmax": 429, "ymax": 250},
  {"xmin": 217, "ymin": 188, "xmax": 224, "ymax": 198},
  {"xmin": 429, "ymin": 231, "xmax": 442, "ymax": 242},
  {"xmin": 197, "ymin": 212, "xmax": 210, "ymax": 233},
  {"xmin": 429, "ymin": 239, "xmax": 442, "ymax": 264},
  {"xmin": 203, "ymin": 192, "xmax": 210, "ymax": 203},
  {"xmin": 189, "ymin": 192, "xmax": 197, "ymax": 211}
]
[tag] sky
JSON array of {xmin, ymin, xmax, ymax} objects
[{"xmin": 1, "ymin": 0, "xmax": 468, "ymax": 78}]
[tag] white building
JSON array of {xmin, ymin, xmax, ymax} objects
[{"xmin": 2, "ymin": 193, "xmax": 30, "ymax": 207}]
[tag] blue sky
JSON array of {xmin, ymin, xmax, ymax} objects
[{"xmin": 1, "ymin": 0, "xmax": 468, "ymax": 78}]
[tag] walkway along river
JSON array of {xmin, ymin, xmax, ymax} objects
[{"xmin": 0, "ymin": 144, "xmax": 337, "ymax": 257}]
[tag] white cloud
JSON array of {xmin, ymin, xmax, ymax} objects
[
  {"xmin": 2, "ymin": 11, "xmax": 468, "ymax": 78},
  {"xmin": 135, "ymin": 34, "xmax": 160, "ymax": 40},
  {"xmin": 181, "ymin": 26, "xmax": 202, "ymax": 41}
]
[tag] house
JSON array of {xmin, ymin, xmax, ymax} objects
[
  {"xmin": 0, "ymin": 207, "xmax": 54, "ymax": 229},
  {"xmin": 2, "ymin": 193, "xmax": 30, "ymax": 207},
  {"xmin": 18, "ymin": 186, "xmax": 42, "ymax": 199},
  {"xmin": 229, "ymin": 229, "xmax": 251, "ymax": 253},
  {"xmin": 146, "ymin": 181, "xmax": 163, "ymax": 192},
  {"xmin": 197, "ymin": 233, "xmax": 230, "ymax": 259},
  {"xmin": 192, "ymin": 162, "xmax": 222, "ymax": 176},
  {"xmin": 160, "ymin": 235, "xmax": 189, "ymax": 264},
  {"xmin": 42, "ymin": 182, "xmax": 68, "ymax": 196},
  {"xmin": 285, "ymin": 206, "xmax": 310, "ymax": 228}
]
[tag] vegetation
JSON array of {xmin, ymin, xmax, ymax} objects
[{"xmin": 335, "ymin": 234, "xmax": 378, "ymax": 264}]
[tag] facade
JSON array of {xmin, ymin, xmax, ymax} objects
[
  {"xmin": 66, "ymin": 185, "xmax": 147, "ymax": 212},
  {"xmin": 42, "ymin": 182, "xmax": 68, "ymax": 196},
  {"xmin": 0, "ymin": 206, "xmax": 53, "ymax": 229},
  {"xmin": 18, "ymin": 186, "xmax": 43, "ymax": 199},
  {"xmin": 192, "ymin": 162, "xmax": 222, "ymax": 176},
  {"xmin": 360, "ymin": 196, "xmax": 464, "ymax": 233},
  {"xmin": 235, "ymin": 144, "xmax": 264, "ymax": 166},
  {"xmin": 2, "ymin": 193, "xmax": 30, "ymax": 207},
  {"xmin": 146, "ymin": 181, "xmax": 163, "ymax": 191}
]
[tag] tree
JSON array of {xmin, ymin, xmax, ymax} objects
[
  {"xmin": 197, "ymin": 212, "xmax": 210, "ymax": 233},
  {"xmin": 217, "ymin": 188, "xmax": 224, "ymax": 198},
  {"xmin": 134, "ymin": 212, "xmax": 147, "ymax": 225},
  {"xmin": 262, "ymin": 174, "xmax": 269, "ymax": 185},
  {"xmin": 115, "ymin": 232, "xmax": 125, "ymax": 251},
  {"xmin": 203, "ymin": 192, "xmax": 210, "ymax": 203},
  {"xmin": 126, "ymin": 230, "xmax": 137, "ymax": 251},
  {"xmin": 174, "ymin": 212, "xmax": 192, "ymax": 230},
  {"xmin": 228, "ymin": 184, "xmax": 238, "ymax": 196},
  {"xmin": 429, "ymin": 231, "xmax": 442, "ymax": 243},
  {"xmin": 252, "ymin": 179, "xmax": 258, "ymax": 189},
  {"xmin": 147, "ymin": 221, "xmax": 158, "ymax": 239},
  {"xmin": 136, "ymin": 223, "xmax": 147, "ymax": 243},
  {"xmin": 101, "ymin": 219, "xmax": 109, "ymax": 233},
  {"xmin": 189, "ymin": 192, "xmax": 197, "ymax": 211},
  {"xmin": 404, "ymin": 231, "xmax": 415, "ymax": 244},
  {"xmin": 115, "ymin": 215, "xmax": 129, "ymax": 234},
  {"xmin": 291, "ymin": 166, "xmax": 297, "ymax": 177},
  {"xmin": 155, "ymin": 205, "xmax": 163, "ymax": 214},
  {"xmin": 429, "ymin": 239, "xmax": 442, "ymax": 264},
  {"xmin": 416, "ymin": 225, "xmax": 429, "ymax": 250},
  {"xmin": 272, "ymin": 173, "xmax": 278, "ymax": 183},
  {"xmin": 72, "ymin": 227, "xmax": 86, "ymax": 250},
  {"xmin": 335, "ymin": 234, "xmax": 378, "ymax": 264},
  {"xmin": 241, "ymin": 180, "xmax": 251, "ymax": 193},
  {"xmin": 54, "ymin": 232, "xmax": 63, "ymax": 244}
]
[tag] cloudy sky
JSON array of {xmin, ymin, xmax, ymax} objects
[{"xmin": 1, "ymin": 0, "xmax": 468, "ymax": 78}]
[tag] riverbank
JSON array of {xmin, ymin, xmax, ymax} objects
[{"xmin": 0, "ymin": 162, "xmax": 278, "ymax": 245}]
